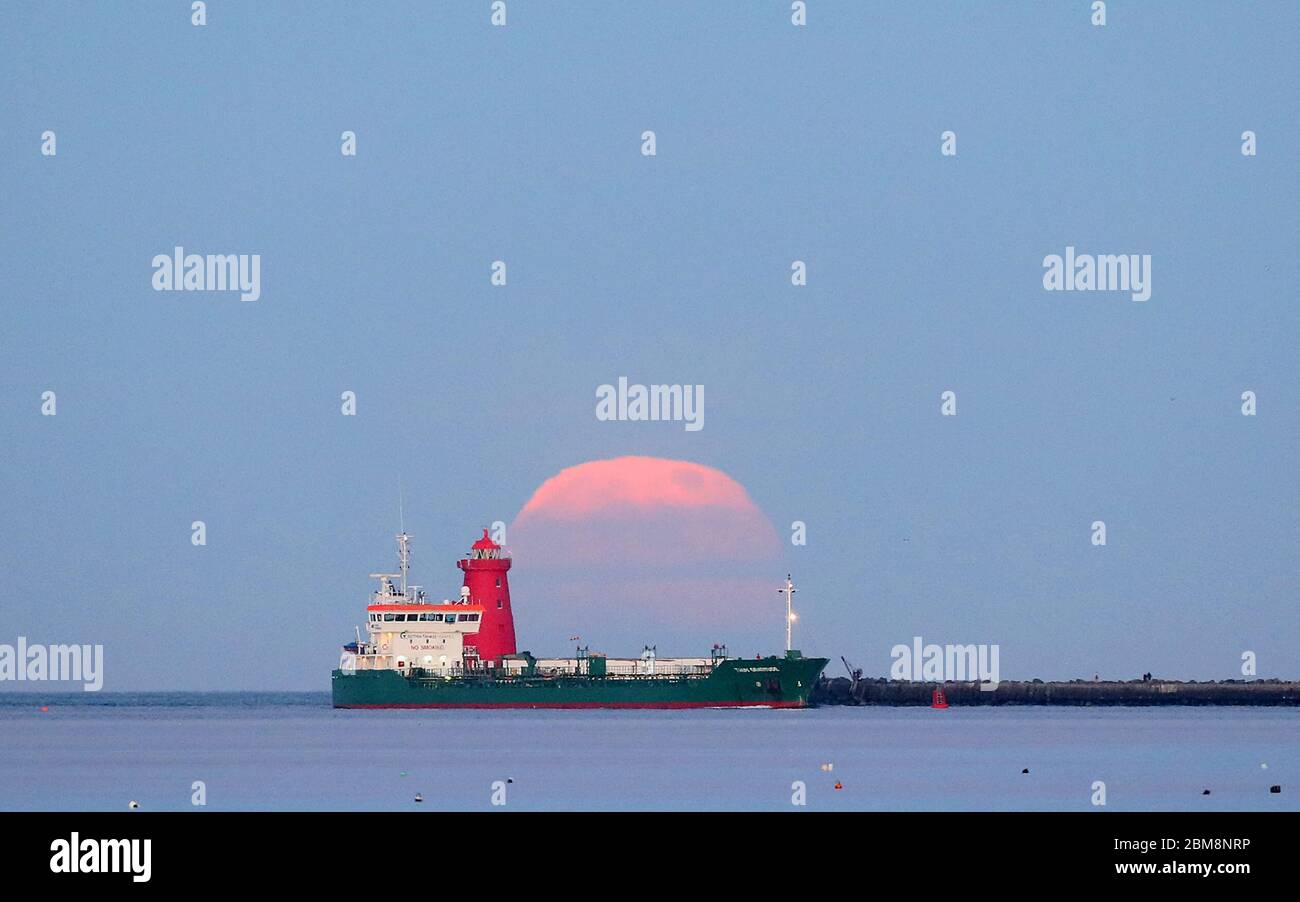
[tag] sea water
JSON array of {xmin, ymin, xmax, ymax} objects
[{"xmin": 1, "ymin": 694, "xmax": 1295, "ymax": 812}]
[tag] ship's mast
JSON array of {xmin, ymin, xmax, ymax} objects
[
  {"xmin": 397, "ymin": 483, "xmax": 409, "ymax": 597},
  {"xmin": 397, "ymin": 531, "xmax": 411, "ymax": 597},
  {"xmin": 778, "ymin": 574, "xmax": 797, "ymax": 652}
]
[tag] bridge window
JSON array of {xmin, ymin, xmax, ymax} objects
[{"xmin": 383, "ymin": 613, "xmax": 396, "ymax": 622}]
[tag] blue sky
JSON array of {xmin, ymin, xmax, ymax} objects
[{"xmin": 1, "ymin": 2, "xmax": 1297, "ymax": 690}]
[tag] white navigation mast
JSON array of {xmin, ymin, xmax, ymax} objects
[
  {"xmin": 778, "ymin": 574, "xmax": 797, "ymax": 652},
  {"xmin": 397, "ymin": 482, "xmax": 409, "ymax": 596},
  {"xmin": 369, "ymin": 530, "xmax": 411, "ymax": 603},
  {"xmin": 396, "ymin": 531, "xmax": 411, "ymax": 597}
]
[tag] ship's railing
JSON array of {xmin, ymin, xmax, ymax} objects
[
  {"xmin": 532, "ymin": 658, "xmax": 715, "ymax": 676},
  {"xmin": 407, "ymin": 669, "xmax": 715, "ymax": 685}
]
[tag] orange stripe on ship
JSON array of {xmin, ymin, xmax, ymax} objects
[{"xmin": 367, "ymin": 604, "xmax": 486, "ymax": 613}]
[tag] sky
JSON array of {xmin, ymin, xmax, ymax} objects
[{"xmin": 1, "ymin": 2, "xmax": 1297, "ymax": 690}]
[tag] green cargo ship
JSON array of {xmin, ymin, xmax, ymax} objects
[
  {"xmin": 331, "ymin": 530, "xmax": 828, "ymax": 709},
  {"xmin": 334, "ymin": 649, "xmax": 827, "ymax": 709}
]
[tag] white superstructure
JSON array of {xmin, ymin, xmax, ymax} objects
[{"xmin": 338, "ymin": 532, "xmax": 485, "ymax": 677}]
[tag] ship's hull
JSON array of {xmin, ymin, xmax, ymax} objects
[{"xmin": 332, "ymin": 656, "xmax": 828, "ymax": 709}]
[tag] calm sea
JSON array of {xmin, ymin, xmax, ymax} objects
[{"xmin": 1, "ymin": 694, "xmax": 1295, "ymax": 811}]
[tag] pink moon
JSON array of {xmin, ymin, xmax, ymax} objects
[{"xmin": 507, "ymin": 456, "xmax": 784, "ymax": 651}]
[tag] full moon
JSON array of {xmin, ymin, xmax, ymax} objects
[{"xmin": 507, "ymin": 456, "xmax": 784, "ymax": 652}]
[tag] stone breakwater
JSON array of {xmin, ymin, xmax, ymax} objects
[{"xmin": 811, "ymin": 678, "xmax": 1300, "ymax": 706}]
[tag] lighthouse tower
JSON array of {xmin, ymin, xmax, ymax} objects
[{"xmin": 457, "ymin": 528, "xmax": 517, "ymax": 668}]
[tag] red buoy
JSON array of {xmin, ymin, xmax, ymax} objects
[{"xmin": 931, "ymin": 688, "xmax": 949, "ymax": 709}]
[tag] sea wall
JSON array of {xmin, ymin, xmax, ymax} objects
[{"xmin": 811, "ymin": 677, "xmax": 1300, "ymax": 706}]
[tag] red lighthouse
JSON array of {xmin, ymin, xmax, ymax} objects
[{"xmin": 457, "ymin": 528, "xmax": 517, "ymax": 668}]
